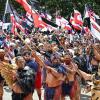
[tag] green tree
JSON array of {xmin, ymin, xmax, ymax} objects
[{"xmin": 0, "ymin": 0, "xmax": 100, "ymax": 20}]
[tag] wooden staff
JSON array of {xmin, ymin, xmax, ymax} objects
[{"xmin": 15, "ymin": 31, "xmax": 45, "ymax": 67}]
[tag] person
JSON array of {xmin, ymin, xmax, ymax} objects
[
  {"xmin": 0, "ymin": 49, "xmax": 10, "ymax": 100},
  {"xmin": 22, "ymin": 51, "xmax": 41, "ymax": 100},
  {"xmin": 44, "ymin": 53, "xmax": 66, "ymax": 100},
  {"xmin": 12, "ymin": 56, "xmax": 35, "ymax": 100},
  {"xmin": 61, "ymin": 54, "xmax": 92, "ymax": 100},
  {"xmin": 61, "ymin": 54, "xmax": 81, "ymax": 100}
]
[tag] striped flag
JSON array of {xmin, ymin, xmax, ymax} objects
[
  {"xmin": 16, "ymin": 0, "xmax": 58, "ymax": 29},
  {"xmin": 16, "ymin": 0, "xmax": 47, "ymax": 28},
  {"xmin": 70, "ymin": 16, "xmax": 82, "ymax": 30},
  {"xmin": 56, "ymin": 16, "xmax": 72, "ymax": 30},
  {"xmin": 91, "ymin": 23, "xmax": 100, "ymax": 40},
  {"xmin": 74, "ymin": 10, "xmax": 83, "ymax": 26}
]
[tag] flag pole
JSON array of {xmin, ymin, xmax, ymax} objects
[
  {"xmin": 90, "ymin": 18, "xmax": 100, "ymax": 32},
  {"xmin": 15, "ymin": 29, "xmax": 45, "ymax": 67},
  {"xmin": 2, "ymin": 0, "xmax": 9, "ymax": 30}
]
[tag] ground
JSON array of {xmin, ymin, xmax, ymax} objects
[{"xmin": 3, "ymin": 86, "xmax": 91, "ymax": 100}]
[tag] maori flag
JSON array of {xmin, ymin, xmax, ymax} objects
[
  {"xmin": 16, "ymin": 0, "xmax": 58, "ymax": 28},
  {"xmin": 5, "ymin": 2, "xmax": 34, "ymax": 34},
  {"xmin": 56, "ymin": 16, "xmax": 72, "ymax": 30},
  {"xmin": 3, "ymin": 1, "xmax": 25, "ymax": 34},
  {"xmin": 70, "ymin": 16, "xmax": 82, "ymax": 30},
  {"xmin": 74, "ymin": 10, "xmax": 83, "ymax": 26},
  {"xmin": 84, "ymin": 3, "xmax": 100, "ymax": 40}
]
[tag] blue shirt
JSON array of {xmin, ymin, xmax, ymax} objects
[{"xmin": 26, "ymin": 59, "xmax": 38, "ymax": 72}]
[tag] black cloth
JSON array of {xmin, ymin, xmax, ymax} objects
[
  {"xmin": 14, "ymin": 49, "xmax": 18, "ymax": 57},
  {"xmin": 16, "ymin": 66, "xmax": 35, "ymax": 94},
  {"xmin": 0, "ymin": 75, "xmax": 4, "ymax": 83},
  {"xmin": 12, "ymin": 92, "xmax": 27, "ymax": 100},
  {"xmin": 12, "ymin": 66, "xmax": 35, "ymax": 100},
  {"xmin": 74, "ymin": 56, "xmax": 89, "ymax": 73},
  {"xmin": 62, "ymin": 81, "xmax": 74, "ymax": 95}
]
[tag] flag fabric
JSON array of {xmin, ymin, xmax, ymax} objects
[
  {"xmin": 84, "ymin": 4, "xmax": 96, "ymax": 21},
  {"xmin": 74, "ymin": 10, "xmax": 83, "ymax": 26},
  {"xmin": 16, "ymin": 0, "xmax": 47, "ymax": 28},
  {"xmin": 10, "ymin": 2, "xmax": 34, "ymax": 34},
  {"xmin": 16, "ymin": 0, "xmax": 59, "ymax": 29},
  {"xmin": 56, "ymin": 16, "xmax": 61, "ymax": 26},
  {"xmin": 5, "ymin": 2, "xmax": 31, "ymax": 34},
  {"xmin": 10, "ymin": 14, "xmax": 16, "ymax": 34},
  {"xmin": 83, "ymin": 26, "xmax": 90, "ymax": 33},
  {"xmin": 70, "ymin": 16, "xmax": 82, "ymax": 30},
  {"xmin": 84, "ymin": 3, "xmax": 100, "ymax": 40},
  {"xmin": 56, "ymin": 16, "xmax": 71, "ymax": 30},
  {"xmin": 91, "ymin": 23, "xmax": 100, "ymax": 40}
]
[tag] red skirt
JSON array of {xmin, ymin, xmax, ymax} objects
[{"xmin": 35, "ymin": 71, "xmax": 42, "ymax": 89}]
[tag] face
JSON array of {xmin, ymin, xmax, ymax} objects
[
  {"xmin": 86, "ymin": 46, "xmax": 90, "ymax": 54},
  {"xmin": 16, "ymin": 57, "xmax": 25, "ymax": 69},
  {"xmin": 23, "ymin": 53, "xmax": 31, "ymax": 61},
  {"xmin": 39, "ymin": 45, "xmax": 44, "ymax": 51},
  {"xmin": 51, "ymin": 42, "xmax": 57, "ymax": 47},
  {"xmin": 64, "ymin": 55, "xmax": 71, "ymax": 65},
  {"xmin": 52, "ymin": 58, "xmax": 60, "ymax": 65}
]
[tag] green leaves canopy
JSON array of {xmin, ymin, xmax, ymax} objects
[{"xmin": 0, "ymin": 0, "xmax": 100, "ymax": 20}]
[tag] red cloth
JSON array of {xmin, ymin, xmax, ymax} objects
[
  {"xmin": 70, "ymin": 79, "xmax": 78, "ymax": 100},
  {"xmin": 35, "ymin": 71, "xmax": 41, "ymax": 89}
]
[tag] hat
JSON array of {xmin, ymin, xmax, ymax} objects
[
  {"xmin": 25, "ymin": 38, "xmax": 30, "ymax": 44},
  {"xmin": 38, "ymin": 43, "xmax": 44, "ymax": 47},
  {"xmin": 0, "ymin": 49, "xmax": 5, "ymax": 53},
  {"xmin": 9, "ymin": 42, "xmax": 16, "ymax": 47}
]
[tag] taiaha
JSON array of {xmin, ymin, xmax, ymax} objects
[{"xmin": 15, "ymin": 29, "xmax": 45, "ymax": 67}]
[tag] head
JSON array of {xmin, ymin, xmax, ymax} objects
[
  {"xmin": 38, "ymin": 43, "xmax": 44, "ymax": 51},
  {"xmin": 74, "ymin": 48, "xmax": 80, "ymax": 56},
  {"xmin": 23, "ymin": 51, "xmax": 32, "ymax": 61},
  {"xmin": 15, "ymin": 56, "xmax": 25, "ymax": 69},
  {"xmin": 51, "ymin": 53, "xmax": 61, "ymax": 67},
  {"xmin": 64, "ymin": 54, "xmax": 72, "ymax": 65},
  {"xmin": 10, "ymin": 43, "xmax": 16, "ymax": 51}
]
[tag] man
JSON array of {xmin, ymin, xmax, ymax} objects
[
  {"xmin": 0, "ymin": 49, "xmax": 10, "ymax": 100},
  {"xmin": 61, "ymin": 54, "xmax": 92, "ymax": 100},
  {"xmin": 44, "ymin": 53, "xmax": 66, "ymax": 100},
  {"xmin": 61, "ymin": 54, "xmax": 80, "ymax": 100},
  {"xmin": 12, "ymin": 56, "xmax": 35, "ymax": 100},
  {"xmin": 22, "ymin": 51, "xmax": 41, "ymax": 100}
]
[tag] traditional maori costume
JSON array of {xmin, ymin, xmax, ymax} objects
[
  {"xmin": 44, "ymin": 53, "xmax": 66, "ymax": 100},
  {"xmin": 91, "ymin": 63, "xmax": 100, "ymax": 100},
  {"xmin": 0, "ymin": 49, "xmax": 10, "ymax": 100}
]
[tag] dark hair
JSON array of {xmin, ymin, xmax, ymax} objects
[
  {"xmin": 22, "ymin": 51, "xmax": 32, "ymax": 56},
  {"xmin": 15, "ymin": 56, "xmax": 23, "ymax": 62}
]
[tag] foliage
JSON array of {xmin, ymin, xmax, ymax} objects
[{"xmin": 0, "ymin": 0, "xmax": 100, "ymax": 20}]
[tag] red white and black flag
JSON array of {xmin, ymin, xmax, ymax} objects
[
  {"xmin": 74, "ymin": 10, "xmax": 83, "ymax": 26},
  {"xmin": 5, "ymin": 1, "xmax": 34, "ymax": 34},
  {"xmin": 70, "ymin": 16, "xmax": 82, "ymax": 30},
  {"xmin": 84, "ymin": 3, "xmax": 100, "ymax": 40},
  {"xmin": 16, "ymin": 0, "xmax": 58, "ymax": 29},
  {"xmin": 56, "ymin": 16, "xmax": 72, "ymax": 31}
]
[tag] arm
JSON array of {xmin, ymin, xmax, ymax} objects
[
  {"xmin": 64, "ymin": 64, "xmax": 77, "ymax": 74},
  {"xmin": 45, "ymin": 65, "xmax": 62, "ymax": 78},
  {"xmin": 78, "ymin": 69, "xmax": 92, "ymax": 81}
]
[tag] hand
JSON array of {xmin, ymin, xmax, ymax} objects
[{"xmin": 12, "ymin": 83, "xmax": 23, "ymax": 93}]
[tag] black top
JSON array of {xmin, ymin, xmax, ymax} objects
[{"xmin": 16, "ymin": 66, "xmax": 35, "ymax": 94}]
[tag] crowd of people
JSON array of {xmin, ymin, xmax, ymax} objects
[{"xmin": 0, "ymin": 29, "xmax": 100, "ymax": 100}]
